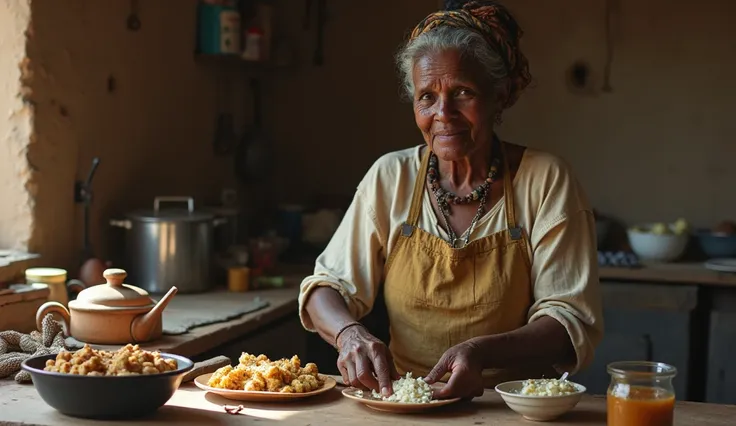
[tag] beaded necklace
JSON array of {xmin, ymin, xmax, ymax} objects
[{"xmin": 426, "ymin": 142, "xmax": 502, "ymax": 248}]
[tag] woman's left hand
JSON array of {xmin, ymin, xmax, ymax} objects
[{"xmin": 424, "ymin": 341, "xmax": 485, "ymax": 400}]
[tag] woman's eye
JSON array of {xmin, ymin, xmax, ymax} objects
[
  {"xmin": 457, "ymin": 88, "xmax": 473, "ymax": 97},
  {"xmin": 418, "ymin": 93, "xmax": 433, "ymax": 101}
]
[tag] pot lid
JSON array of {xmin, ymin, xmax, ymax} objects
[
  {"xmin": 75, "ymin": 268, "xmax": 154, "ymax": 308},
  {"xmin": 127, "ymin": 196, "xmax": 214, "ymax": 223}
]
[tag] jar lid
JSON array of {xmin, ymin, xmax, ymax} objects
[
  {"xmin": 74, "ymin": 268, "xmax": 154, "ymax": 309},
  {"xmin": 25, "ymin": 267, "xmax": 67, "ymax": 284}
]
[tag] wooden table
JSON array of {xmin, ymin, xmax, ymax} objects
[{"xmin": 1, "ymin": 376, "xmax": 735, "ymax": 425}]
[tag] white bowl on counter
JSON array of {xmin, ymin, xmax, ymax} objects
[
  {"xmin": 495, "ymin": 380, "xmax": 586, "ymax": 422},
  {"xmin": 627, "ymin": 224, "xmax": 689, "ymax": 262}
]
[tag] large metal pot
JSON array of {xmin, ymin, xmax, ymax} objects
[{"xmin": 110, "ymin": 196, "xmax": 224, "ymax": 294}]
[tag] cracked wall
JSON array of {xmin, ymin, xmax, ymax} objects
[{"xmin": 0, "ymin": 0, "xmax": 33, "ymax": 251}]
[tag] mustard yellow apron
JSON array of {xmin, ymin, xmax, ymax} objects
[{"xmin": 383, "ymin": 143, "xmax": 541, "ymax": 387}]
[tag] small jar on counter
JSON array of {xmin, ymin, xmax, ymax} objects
[
  {"xmin": 227, "ymin": 247, "xmax": 250, "ymax": 293},
  {"xmin": 607, "ymin": 361, "xmax": 677, "ymax": 426},
  {"xmin": 25, "ymin": 268, "xmax": 69, "ymax": 306}
]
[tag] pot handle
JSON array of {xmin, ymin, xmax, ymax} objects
[
  {"xmin": 110, "ymin": 219, "xmax": 132, "ymax": 229},
  {"xmin": 66, "ymin": 279, "xmax": 86, "ymax": 295},
  {"xmin": 154, "ymin": 196, "xmax": 194, "ymax": 213},
  {"xmin": 36, "ymin": 301, "xmax": 71, "ymax": 336}
]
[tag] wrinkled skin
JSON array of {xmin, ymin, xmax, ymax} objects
[
  {"xmin": 424, "ymin": 341, "xmax": 485, "ymax": 400},
  {"xmin": 336, "ymin": 325, "xmax": 400, "ymax": 396},
  {"xmin": 412, "ymin": 49, "xmax": 504, "ymax": 164}
]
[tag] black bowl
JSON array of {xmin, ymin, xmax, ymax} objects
[{"xmin": 21, "ymin": 352, "xmax": 194, "ymax": 419}]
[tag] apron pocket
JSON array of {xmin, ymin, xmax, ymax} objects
[{"xmin": 472, "ymin": 248, "xmax": 509, "ymax": 308}]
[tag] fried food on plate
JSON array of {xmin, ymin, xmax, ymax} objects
[{"xmin": 207, "ymin": 352, "xmax": 323, "ymax": 393}]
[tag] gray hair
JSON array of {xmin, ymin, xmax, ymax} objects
[{"xmin": 395, "ymin": 26, "xmax": 508, "ymax": 101}]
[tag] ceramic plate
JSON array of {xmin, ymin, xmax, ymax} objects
[
  {"xmin": 194, "ymin": 372, "xmax": 337, "ymax": 402},
  {"xmin": 341, "ymin": 383, "xmax": 461, "ymax": 413},
  {"xmin": 705, "ymin": 258, "xmax": 736, "ymax": 273}
]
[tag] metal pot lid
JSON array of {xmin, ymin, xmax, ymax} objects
[
  {"xmin": 74, "ymin": 268, "xmax": 154, "ymax": 309},
  {"xmin": 127, "ymin": 209, "xmax": 214, "ymax": 222},
  {"xmin": 126, "ymin": 196, "xmax": 214, "ymax": 223}
]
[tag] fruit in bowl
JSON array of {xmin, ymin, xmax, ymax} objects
[{"xmin": 627, "ymin": 219, "xmax": 690, "ymax": 262}]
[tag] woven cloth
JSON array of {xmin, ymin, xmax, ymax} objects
[{"xmin": 0, "ymin": 314, "xmax": 67, "ymax": 383}]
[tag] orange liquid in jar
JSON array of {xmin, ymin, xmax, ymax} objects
[{"xmin": 607, "ymin": 386, "xmax": 674, "ymax": 426}]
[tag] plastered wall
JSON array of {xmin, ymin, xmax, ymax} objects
[
  {"xmin": 0, "ymin": 0, "xmax": 33, "ymax": 251},
  {"xmin": 25, "ymin": 0, "xmax": 244, "ymax": 270},
  {"xmin": 1, "ymin": 0, "xmax": 734, "ymax": 274},
  {"xmin": 267, "ymin": 0, "xmax": 736, "ymax": 229}
]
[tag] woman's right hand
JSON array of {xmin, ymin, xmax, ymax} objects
[{"xmin": 336, "ymin": 325, "xmax": 399, "ymax": 397}]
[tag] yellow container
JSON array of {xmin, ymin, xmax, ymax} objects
[
  {"xmin": 227, "ymin": 266, "xmax": 250, "ymax": 292},
  {"xmin": 25, "ymin": 267, "xmax": 68, "ymax": 306}
]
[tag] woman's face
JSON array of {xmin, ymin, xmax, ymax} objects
[{"xmin": 412, "ymin": 49, "xmax": 501, "ymax": 161}]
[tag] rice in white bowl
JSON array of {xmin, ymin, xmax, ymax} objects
[
  {"xmin": 518, "ymin": 378, "xmax": 578, "ymax": 396},
  {"xmin": 369, "ymin": 372, "xmax": 435, "ymax": 403}
]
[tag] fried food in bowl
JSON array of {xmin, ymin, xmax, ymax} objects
[{"xmin": 21, "ymin": 344, "xmax": 193, "ymax": 419}]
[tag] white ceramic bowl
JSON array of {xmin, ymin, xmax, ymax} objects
[
  {"xmin": 627, "ymin": 225, "xmax": 689, "ymax": 262},
  {"xmin": 495, "ymin": 380, "xmax": 586, "ymax": 422}
]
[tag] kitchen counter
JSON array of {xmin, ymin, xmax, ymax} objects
[
  {"xmin": 599, "ymin": 262, "xmax": 736, "ymax": 287},
  {"xmin": 1, "ymin": 376, "xmax": 735, "ymax": 425},
  {"xmin": 62, "ymin": 264, "xmax": 310, "ymax": 360},
  {"xmin": 87, "ymin": 284, "xmax": 301, "ymax": 358}
]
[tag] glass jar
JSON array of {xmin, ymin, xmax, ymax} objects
[{"xmin": 607, "ymin": 361, "xmax": 677, "ymax": 426}]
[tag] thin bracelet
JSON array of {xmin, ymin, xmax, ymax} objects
[{"xmin": 333, "ymin": 321, "xmax": 364, "ymax": 349}]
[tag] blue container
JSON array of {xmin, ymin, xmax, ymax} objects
[
  {"xmin": 695, "ymin": 230, "xmax": 736, "ymax": 259},
  {"xmin": 197, "ymin": 1, "xmax": 241, "ymax": 55},
  {"xmin": 277, "ymin": 205, "xmax": 304, "ymax": 244}
]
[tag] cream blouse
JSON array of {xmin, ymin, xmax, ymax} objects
[{"xmin": 298, "ymin": 145, "xmax": 604, "ymax": 374}]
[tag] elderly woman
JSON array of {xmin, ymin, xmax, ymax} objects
[{"xmin": 298, "ymin": 0, "xmax": 603, "ymax": 400}]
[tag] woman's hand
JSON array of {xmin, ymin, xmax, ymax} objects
[
  {"xmin": 337, "ymin": 325, "xmax": 399, "ymax": 397},
  {"xmin": 424, "ymin": 341, "xmax": 484, "ymax": 400}
]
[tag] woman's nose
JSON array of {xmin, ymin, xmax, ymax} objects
[{"xmin": 435, "ymin": 97, "xmax": 456, "ymax": 121}]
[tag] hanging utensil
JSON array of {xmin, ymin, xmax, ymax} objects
[
  {"xmin": 602, "ymin": 0, "xmax": 615, "ymax": 92},
  {"xmin": 74, "ymin": 157, "xmax": 101, "ymax": 261},
  {"xmin": 74, "ymin": 157, "xmax": 110, "ymax": 288},
  {"xmin": 313, "ymin": 0, "xmax": 326, "ymax": 66},
  {"xmin": 126, "ymin": 0, "xmax": 141, "ymax": 31},
  {"xmin": 213, "ymin": 73, "xmax": 237, "ymax": 156},
  {"xmin": 304, "ymin": 0, "xmax": 313, "ymax": 30},
  {"xmin": 234, "ymin": 78, "xmax": 273, "ymax": 183}
]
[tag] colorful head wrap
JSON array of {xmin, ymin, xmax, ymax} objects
[{"xmin": 409, "ymin": 1, "xmax": 531, "ymax": 109}]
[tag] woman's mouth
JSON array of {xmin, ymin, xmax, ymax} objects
[{"xmin": 433, "ymin": 131, "xmax": 467, "ymax": 142}]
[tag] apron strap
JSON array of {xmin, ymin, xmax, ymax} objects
[
  {"xmin": 499, "ymin": 138, "xmax": 522, "ymax": 240},
  {"xmin": 404, "ymin": 147, "xmax": 431, "ymax": 234}
]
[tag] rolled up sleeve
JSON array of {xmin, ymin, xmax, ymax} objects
[
  {"xmin": 527, "ymin": 209, "xmax": 604, "ymax": 374},
  {"xmin": 298, "ymin": 187, "xmax": 387, "ymax": 332}
]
